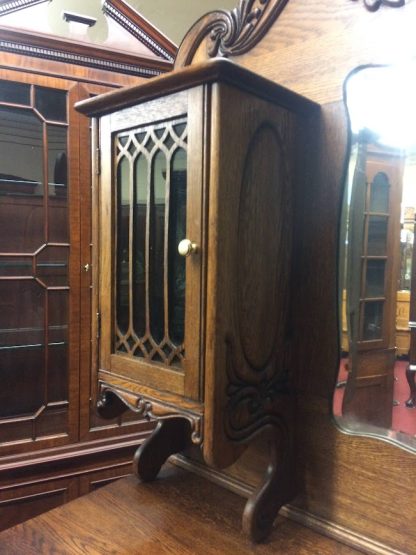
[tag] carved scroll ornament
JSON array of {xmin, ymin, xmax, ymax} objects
[
  {"xmin": 97, "ymin": 384, "xmax": 203, "ymax": 445},
  {"xmin": 224, "ymin": 336, "xmax": 291, "ymax": 442},
  {"xmin": 175, "ymin": 0, "xmax": 289, "ymax": 68},
  {"xmin": 352, "ymin": 0, "xmax": 405, "ymax": 11}
]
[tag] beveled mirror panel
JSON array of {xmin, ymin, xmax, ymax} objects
[{"xmin": 335, "ymin": 64, "xmax": 416, "ymax": 451}]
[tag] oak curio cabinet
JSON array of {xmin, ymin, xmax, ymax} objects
[{"xmin": 76, "ymin": 59, "xmax": 317, "ymax": 541}]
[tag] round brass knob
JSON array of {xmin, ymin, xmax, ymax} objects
[{"xmin": 178, "ymin": 239, "xmax": 198, "ymax": 257}]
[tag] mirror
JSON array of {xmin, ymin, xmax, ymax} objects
[{"xmin": 335, "ymin": 64, "xmax": 416, "ymax": 451}]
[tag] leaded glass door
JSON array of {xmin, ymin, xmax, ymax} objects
[
  {"xmin": 99, "ymin": 89, "xmax": 203, "ymax": 401},
  {"xmin": 0, "ymin": 76, "xmax": 80, "ymax": 452}
]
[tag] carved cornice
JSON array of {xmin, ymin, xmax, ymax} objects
[
  {"xmin": 0, "ymin": 0, "xmax": 47, "ymax": 17},
  {"xmin": 352, "ymin": 0, "xmax": 405, "ymax": 11},
  {"xmin": 102, "ymin": 0, "xmax": 176, "ymax": 62},
  {"xmin": 0, "ymin": 38, "xmax": 162, "ymax": 77},
  {"xmin": 175, "ymin": 0, "xmax": 289, "ymax": 68},
  {"xmin": 0, "ymin": 25, "xmax": 173, "ymax": 77}
]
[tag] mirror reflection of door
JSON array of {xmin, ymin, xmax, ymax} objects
[{"xmin": 335, "ymin": 65, "xmax": 416, "ymax": 451}]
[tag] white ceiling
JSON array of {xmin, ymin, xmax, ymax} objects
[{"xmin": 127, "ymin": 0, "xmax": 238, "ymax": 46}]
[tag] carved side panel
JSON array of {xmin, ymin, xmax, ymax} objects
[
  {"xmin": 225, "ymin": 124, "xmax": 292, "ymax": 443},
  {"xmin": 203, "ymin": 82, "xmax": 300, "ymax": 469}
]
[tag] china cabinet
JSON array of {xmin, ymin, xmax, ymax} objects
[
  {"xmin": 0, "ymin": 0, "xmax": 174, "ymax": 531},
  {"xmin": 76, "ymin": 58, "xmax": 318, "ymax": 540},
  {"xmin": 343, "ymin": 143, "xmax": 404, "ymax": 428}
]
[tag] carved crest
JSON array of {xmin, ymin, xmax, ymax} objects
[
  {"xmin": 175, "ymin": 0, "xmax": 289, "ymax": 68},
  {"xmin": 207, "ymin": 0, "xmax": 289, "ymax": 58}
]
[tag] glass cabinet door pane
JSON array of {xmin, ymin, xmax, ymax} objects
[
  {"xmin": 367, "ymin": 216, "xmax": 388, "ymax": 256},
  {"xmin": 369, "ymin": 172, "xmax": 389, "ymax": 213},
  {"xmin": 35, "ymin": 87, "xmax": 67, "ymax": 122},
  {"xmin": 168, "ymin": 149, "xmax": 187, "ymax": 346},
  {"xmin": 362, "ymin": 301, "xmax": 384, "ymax": 340},
  {"xmin": 365, "ymin": 259, "xmax": 386, "ymax": 297},
  {"xmin": 0, "ymin": 106, "xmax": 44, "ymax": 253},
  {"xmin": 0, "ymin": 80, "xmax": 30, "ymax": 105},
  {"xmin": 133, "ymin": 155, "xmax": 147, "ymax": 339},
  {"xmin": 149, "ymin": 150, "xmax": 166, "ymax": 346},
  {"xmin": 116, "ymin": 156, "xmax": 130, "ymax": 338}
]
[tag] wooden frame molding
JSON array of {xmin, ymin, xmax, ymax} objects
[
  {"xmin": 0, "ymin": 26, "xmax": 172, "ymax": 77},
  {"xmin": 171, "ymin": 455, "xmax": 405, "ymax": 555},
  {"xmin": 0, "ymin": 0, "xmax": 47, "ymax": 17},
  {"xmin": 102, "ymin": 0, "xmax": 176, "ymax": 62},
  {"xmin": 175, "ymin": 0, "xmax": 290, "ymax": 68}
]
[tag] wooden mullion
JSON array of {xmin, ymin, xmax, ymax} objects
[
  {"xmin": 144, "ymin": 144, "xmax": 152, "ymax": 339},
  {"xmin": 43, "ymin": 288, "xmax": 49, "ymax": 422},
  {"xmin": 43, "ymin": 120, "xmax": 49, "ymax": 244},
  {"xmin": 41, "ymin": 99, "xmax": 49, "ymax": 436},
  {"xmin": 128, "ymin": 140, "xmax": 134, "ymax": 347}
]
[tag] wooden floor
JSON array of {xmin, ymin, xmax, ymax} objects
[{"xmin": 0, "ymin": 464, "xmax": 361, "ymax": 554}]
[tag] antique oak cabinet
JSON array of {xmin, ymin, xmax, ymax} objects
[{"xmin": 76, "ymin": 58, "xmax": 318, "ymax": 540}]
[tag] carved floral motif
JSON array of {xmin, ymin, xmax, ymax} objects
[
  {"xmin": 208, "ymin": 0, "xmax": 289, "ymax": 58},
  {"xmin": 175, "ymin": 0, "xmax": 289, "ymax": 67},
  {"xmin": 224, "ymin": 336, "xmax": 290, "ymax": 442}
]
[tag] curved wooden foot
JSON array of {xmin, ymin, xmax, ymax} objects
[
  {"xmin": 96, "ymin": 389, "xmax": 129, "ymax": 419},
  {"xmin": 133, "ymin": 417, "xmax": 192, "ymax": 482},
  {"xmin": 406, "ymin": 366, "xmax": 416, "ymax": 408},
  {"xmin": 242, "ymin": 434, "xmax": 295, "ymax": 543}
]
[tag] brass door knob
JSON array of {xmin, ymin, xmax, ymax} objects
[{"xmin": 178, "ymin": 239, "xmax": 198, "ymax": 257}]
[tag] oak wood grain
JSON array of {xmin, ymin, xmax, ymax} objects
[
  {"xmin": 0, "ymin": 465, "xmax": 362, "ymax": 555},
  {"xmin": 173, "ymin": 1, "xmax": 416, "ymax": 553}
]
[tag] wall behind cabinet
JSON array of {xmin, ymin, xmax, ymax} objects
[{"xmin": 174, "ymin": 1, "xmax": 416, "ymax": 553}]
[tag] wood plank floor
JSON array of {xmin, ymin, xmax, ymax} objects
[{"xmin": 0, "ymin": 464, "xmax": 361, "ymax": 554}]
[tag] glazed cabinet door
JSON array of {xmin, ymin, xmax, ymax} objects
[
  {"xmin": 98, "ymin": 88, "xmax": 204, "ymax": 402},
  {"xmin": 0, "ymin": 73, "xmax": 81, "ymax": 454}
]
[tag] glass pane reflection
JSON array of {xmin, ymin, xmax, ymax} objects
[
  {"xmin": 168, "ymin": 149, "xmax": 187, "ymax": 346},
  {"xmin": 149, "ymin": 151, "xmax": 166, "ymax": 345},
  {"xmin": 365, "ymin": 259, "xmax": 386, "ymax": 297},
  {"xmin": 370, "ymin": 172, "xmax": 389, "ymax": 213},
  {"xmin": 367, "ymin": 216, "xmax": 388, "ymax": 256}
]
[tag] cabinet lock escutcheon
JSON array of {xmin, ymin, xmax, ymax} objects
[{"xmin": 178, "ymin": 239, "xmax": 198, "ymax": 257}]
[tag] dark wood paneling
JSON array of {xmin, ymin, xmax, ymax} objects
[
  {"xmin": 78, "ymin": 464, "xmax": 133, "ymax": 495},
  {"xmin": 0, "ymin": 477, "xmax": 78, "ymax": 532}
]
